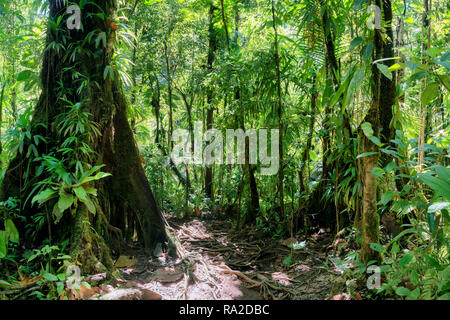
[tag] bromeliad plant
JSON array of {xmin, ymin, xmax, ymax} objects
[
  {"xmin": 30, "ymin": 164, "xmax": 110, "ymax": 223},
  {"xmin": 28, "ymin": 97, "xmax": 110, "ymax": 223}
]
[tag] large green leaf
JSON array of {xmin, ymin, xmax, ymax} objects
[
  {"xmin": 369, "ymin": 135, "xmax": 382, "ymax": 146},
  {"xmin": 387, "ymin": 62, "xmax": 407, "ymax": 72},
  {"xmin": 406, "ymin": 287, "xmax": 420, "ymax": 300},
  {"xmin": 438, "ymin": 293, "xmax": 450, "ymax": 300},
  {"xmin": 0, "ymin": 231, "xmax": 6, "ymax": 258},
  {"xmin": 77, "ymin": 171, "xmax": 111, "ymax": 185},
  {"xmin": 398, "ymin": 252, "xmax": 414, "ymax": 267},
  {"xmin": 85, "ymin": 187, "xmax": 98, "ymax": 196},
  {"xmin": 57, "ymin": 192, "xmax": 74, "ymax": 212},
  {"xmin": 92, "ymin": 172, "xmax": 112, "ymax": 181},
  {"xmin": 361, "ymin": 122, "xmax": 374, "ymax": 137},
  {"xmin": 32, "ymin": 189, "xmax": 57, "ymax": 205},
  {"xmin": 82, "ymin": 198, "xmax": 96, "ymax": 215},
  {"xmin": 428, "ymin": 202, "xmax": 450, "ymax": 213},
  {"xmin": 434, "ymin": 165, "xmax": 450, "ymax": 183},
  {"xmin": 344, "ymin": 67, "xmax": 365, "ymax": 107},
  {"xmin": 370, "ymin": 167, "xmax": 385, "ymax": 178},
  {"xmin": 52, "ymin": 204, "xmax": 64, "ymax": 223},
  {"xmin": 419, "ymin": 173, "xmax": 450, "ymax": 201},
  {"xmin": 43, "ymin": 273, "xmax": 59, "ymax": 282},
  {"xmin": 349, "ymin": 37, "xmax": 363, "ymax": 50},
  {"xmin": 370, "ymin": 242, "xmax": 385, "ymax": 253},
  {"xmin": 17, "ymin": 70, "xmax": 34, "ymax": 82},
  {"xmin": 73, "ymin": 186, "xmax": 88, "ymax": 201},
  {"xmin": 362, "ymin": 43, "xmax": 373, "ymax": 61},
  {"xmin": 5, "ymin": 219, "xmax": 19, "ymax": 243},
  {"xmin": 395, "ymin": 286, "xmax": 411, "ymax": 296},
  {"xmin": 421, "ymin": 83, "xmax": 440, "ymax": 105},
  {"xmin": 380, "ymin": 191, "xmax": 394, "ymax": 205},
  {"xmin": 376, "ymin": 64, "xmax": 393, "ymax": 80}
]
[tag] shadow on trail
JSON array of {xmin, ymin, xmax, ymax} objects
[{"xmin": 86, "ymin": 216, "xmax": 341, "ymax": 300}]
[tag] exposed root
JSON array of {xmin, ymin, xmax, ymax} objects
[
  {"xmin": 103, "ymin": 218, "xmax": 338, "ymax": 300},
  {"xmin": 94, "ymin": 201, "xmax": 124, "ymax": 244}
]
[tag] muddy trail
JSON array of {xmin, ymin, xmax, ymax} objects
[{"xmin": 83, "ymin": 217, "xmax": 345, "ymax": 300}]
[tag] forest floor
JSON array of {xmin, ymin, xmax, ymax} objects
[{"xmin": 85, "ymin": 215, "xmax": 346, "ymax": 300}]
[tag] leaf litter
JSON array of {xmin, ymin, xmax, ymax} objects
[{"xmin": 80, "ymin": 216, "xmax": 346, "ymax": 300}]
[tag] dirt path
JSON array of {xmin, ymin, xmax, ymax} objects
[{"xmin": 86, "ymin": 217, "xmax": 341, "ymax": 300}]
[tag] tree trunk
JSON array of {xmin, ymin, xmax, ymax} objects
[
  {"xmin": 299, "ymin": 76, "xmax": 317, "ymax": 194},
  {"xmin": 0, "ymin": 82, "xmax": 4, "ymax": 156},
  {"xmin": 309, "ymin": 2, "xmax": 343, "ymax": 228},
  {"xmin": 379, "ymin": 0, "xmax": 397, "ymax": 166},
  {"xmin": 204, "ymin": 4, "xmax": 217, "ymax": 199},
  {"xmin": 418, "ymin": 0, "xmax": 432, "ymax": 170},
  {"xmin": 222, "ymin": 1, "xmax": 260, "ymax": 225},
  {"xmin": 219, "ymin": 0, "xmax": 230, "ymax": 49},
  {"xmin": 130, "ymin": 20, "xmax": 139, "ymax": 132},
  {"xmin": 298, "ymin": 75, "xmax": 317, "ymax": 231},
  {"xmin": 0, "ymin": 0, "xmax": 171, "ymax": 274},
  {"xmin": 392, "ymin": 2, "xmax": 411, "ymax": 192},
  {"xmin": 271, "ymin": 0, "xmax": 285, "ymax": 219},
  {"xmin": 163, "ymin": 40, "xmax": 174, "ymax": 152},
  {"xmin": 360, "ymin": 0, "xmax": 382, "ymax": 263}
]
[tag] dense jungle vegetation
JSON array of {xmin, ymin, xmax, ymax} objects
[{"xmin": 0, "ymin": 0, "xmax": 449, "ymax": 301}]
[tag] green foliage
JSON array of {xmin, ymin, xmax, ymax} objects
[
  {"xmin": 0, "ymin": 198, "xmax": 20, "ymax": 259},
  {"xmin": 22, "ymin": 94, "xmax": 112, "ymax": 223},
  {"xmin": 0, "ymin": 0, "xmax": 448, "ymax": 301},
  {"xmin": 31, "ymin": 165, "xmax": 110, "ymax": 222},
  {"xmin": 418, "ymin": 165, "xmax": 450, "ymax": 202}
]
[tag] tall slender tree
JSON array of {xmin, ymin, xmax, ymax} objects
[
  {"xmin": 271, "ymin": 0, "xmax": 285, "ymax": 219},
  {"xmin": 360, "ymin": 0, "xmax": 384, "ymax": 263},
  {"xmin": 204, "ymin": 4, "xmax": 217, "ymax": 199}
]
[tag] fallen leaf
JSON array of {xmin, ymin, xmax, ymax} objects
[
  {"xmin": 99, "ymin": 284, "xmax": 113, "ymax": 293},
  {"xmin": 329, "ymin": 293, "xmax": 351, "ymax": 300},
  {"xmin": 114, "ymin": 256, "xmax": 137, "ymax": 268},
  {"xmin": 141, "ymin": 289, "xmax": 162, "ymax": 300},
  {"xmin": 80, "ymin": 284, "xmax": 100, "ymax": 299},
  {"xmin": 352, "ymin": 292, "xmax": 362, "ymax": 300},
  {"xmin": 15, "ymin": 275, "xmax": 43, "ymax": 287},
  {"xmin": 149, "ymin": 268, "xmax": 184, "ymax": 283}
]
